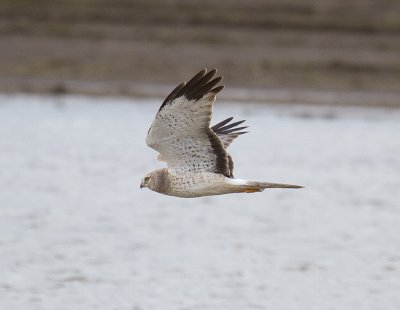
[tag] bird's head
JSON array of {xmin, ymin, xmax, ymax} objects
[
  {"xmin": 140, "ymin": 169, "xmax": 169, "ymax": 193},
  {"xmin": 140, "ymin": 172, "xmax": 153, "ymax": 189}
]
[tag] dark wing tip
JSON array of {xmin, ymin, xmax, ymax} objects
[
  {"xmin": 210, "ymin": 85, "xmax": 224, "ymax": 94},
  {"xmin": 211, "ymin": 118, "xmax": 248, "ymax": 135},
  {"xmin": 159, "ymin": 82, "xmax": 186, "ymax": 112},
  {"xmin": 159, "ymin": 68, "xmax": 224, "ymax": 112},
  {"xmin": 185, "ymin": 68, "xmax": 222, "ymax": 101},
  {"xmin": 211, "ymin": 117, "xmax": 234, "ymax": 131},
  {"xmin": 221, "ymin": 126, "xmax": 248, "ymax": 135},
  {"xmin": 199, "ymin": 68, "xmax": 207, "ymax": 75}
]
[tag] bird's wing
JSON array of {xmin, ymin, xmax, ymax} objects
[
  {"xmin": 211, "ymin": 117, "xmax": 248, "ymax": 177},
  {"xmin": 211, "ymin": 117, "xmax": 248, "ymax": 149},
  {"xmin": 157, "ymin": 117, "xmax": 248, "ymax": 163},
  {"xmin": 146, "ymin": 68, "xmax": 233, "ymax": 177},
  {"xmin": 155, "ymin": 117, "xmax": 247, "ymax": 163}
]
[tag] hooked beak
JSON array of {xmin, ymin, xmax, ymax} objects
[{"xmin": 140, "ymin": 183, "xmax": 144, "ymax": 189}]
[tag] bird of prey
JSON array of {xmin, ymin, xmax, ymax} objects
[{"xmin": 141, "ymin": 68, "xmax": 303, "ymax": 198}]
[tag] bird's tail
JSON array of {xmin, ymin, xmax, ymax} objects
[{"xmin": 233, "ymin": 180, "xmax": 303, "ymax": 193}]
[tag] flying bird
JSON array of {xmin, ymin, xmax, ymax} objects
[{"xmin": 141, "ymin": 68, "xmax": 303, "ymax": 198}]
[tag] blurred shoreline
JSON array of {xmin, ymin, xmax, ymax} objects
[
  {"xmin": 1, "ymin": 1, "xmax": 399, "ymax": 107},
  {"xmin": 1, "ymin": 76, "xmax": 400, "ymax": 108}
]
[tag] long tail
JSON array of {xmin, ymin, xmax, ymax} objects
[{"xmin": 232, "ymin": 179, "xmax": 303, "ymax": 193}]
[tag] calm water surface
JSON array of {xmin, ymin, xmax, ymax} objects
[{"xmin": 1, "ymin": 94, "xmax": 400, "ymax": 310}]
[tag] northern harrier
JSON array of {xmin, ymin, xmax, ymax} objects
[{"xmin": 141, "ymin": 68, "xmax": 303, "ymax": 198}]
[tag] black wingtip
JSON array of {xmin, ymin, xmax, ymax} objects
[
  {"xmin": 158, "ymin": 68, "xmax": 224, "ymax": 112},
  {"xmin": 222, "ymin": 120, "xmax": 246, "ymax": 130},
  {"xmin": 211, "ymin": 117, "xmax": 234, "ymax": 130},
  {"xmin": 211, "ymin": 117, "xmax": 248, "ymax": 135},
  {"xmin": 210, "ymin": 85, "xmax": 224, "ymax": 94},
  {"xmin": 159, "ymin": 82, "xmax": 186, "ymax": 111},
  {"xmin": 222, "ymin": 126, "xmax": 248, "ymax": 134}
]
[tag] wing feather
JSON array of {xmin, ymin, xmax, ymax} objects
[
  {"xmin": 211, "ymin": 117, "xmax": 248, "ymax": 149},
  {"xmin": 146, "ymin": 68, "xmax": 231, "ymax": 177}
]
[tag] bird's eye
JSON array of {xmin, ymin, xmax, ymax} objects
[{"xmin": 145, "ymin": 176, "xmax": 151, "ymax": 182}]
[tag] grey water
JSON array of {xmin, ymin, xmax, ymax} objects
[{"xmin": 1, "ymin": 94, "xmax": 400, "ymax": 310}]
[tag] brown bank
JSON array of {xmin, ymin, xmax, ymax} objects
[{"xmin": 1, "ymin": 0, "xmax": 399, "ymax": 106}]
